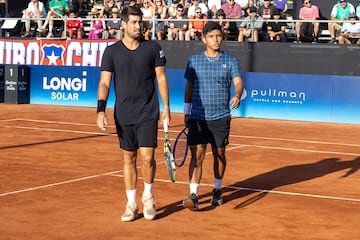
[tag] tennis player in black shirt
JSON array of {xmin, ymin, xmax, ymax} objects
[{"xmin": 96, "ymin": 6, "xmax": 171, "ymax": 222}]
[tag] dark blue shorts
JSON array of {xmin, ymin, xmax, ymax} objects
[
  {"xmin": 115, "ymin": 118, "xmax": 158, "ymax": 151},
  {"xmin": 187, "ymin": 117, "xmax": 231, "ymax": 148}
]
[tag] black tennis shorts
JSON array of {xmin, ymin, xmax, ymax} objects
[
  {"xmin": 187, "ymin": 117, "xmax": 231, "ymax": 148},
  {"xmin": 115, "ymin": 118, "xmax": 158, "ymax": 151}
]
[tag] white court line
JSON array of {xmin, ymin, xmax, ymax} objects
[
  {"xmin": 231, "ymin": 135, "xmax": 360, "ymax": 147},
  {"xmin": 1, "ymin": 124, "xmax": 359, "ymax": 156},
  {"xmin": 0, "ymin": 170, "xmax": 123, "ymax": 197},
  {"xmin": 2, "ymin": 118, "xmax": 359, "ymax": 147},
  {"xmin": 108, "ymin": 174, "xmax": 360, "ymax": 203}
]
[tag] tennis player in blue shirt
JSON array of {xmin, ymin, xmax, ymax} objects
[{"xmin": 183, "ymin": 21, "xmax": 244, "ymax": 210}]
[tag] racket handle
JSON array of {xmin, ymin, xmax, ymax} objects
[{"xmin": 163, "ymin": 119, "xmax": 169, "ymax": 132}]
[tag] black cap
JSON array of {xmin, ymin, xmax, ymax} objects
[
  {"xmin": 249, "ymin": 6, "xmax": 257, "ymax": 13},
  {"xmin": 273, "ymin": 8, "xmax": 281, "ymax": 15}
]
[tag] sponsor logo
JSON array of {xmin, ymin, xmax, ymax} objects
[
  {"xmin": 42, "ymin": 71, "xmax": 87, "ymax": 101},
  {"xmin": 250, "ymin": 88, "xmax": 306, "ymax": 104}
]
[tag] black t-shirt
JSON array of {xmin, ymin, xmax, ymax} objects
[
  {"xmin": 101, "ymin": 39, "xmax": 166, "ymax": 124},
  {"xmin": 268, "ymin": 21, "xmax": 287, "ymax": 33}
]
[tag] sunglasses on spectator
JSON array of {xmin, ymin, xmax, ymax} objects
[
  {"xmin": 177, "ymin": 9, "xmax": 184, "ymax": 12},
  {"xmin": 304, "ymin": 1, "xmax": 311, "ymax": 4}
]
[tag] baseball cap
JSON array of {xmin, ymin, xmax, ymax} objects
[
  {"xmin": 216, "ymin": 9, "xmax": 225, "ymax": 16},
  {"xmin": 338, "ymin": 0, "xmax": 347, "ymax": 3},
  {"xmin": 249, "ymin": 6, "xmax": 257, "ymax": 13},
  {"xmin": 272, "ymin": 8, "xmax": 281, "ymax": 15}
]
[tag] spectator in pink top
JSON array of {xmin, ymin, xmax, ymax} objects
[
  {"xmin": 221, "ymin": 0, "xmax": 243, "ymax": 19},
  {"xmin": 295, "ymin": 0, "xmax": 320, "ymax": 43}
]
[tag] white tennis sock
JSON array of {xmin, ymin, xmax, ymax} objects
[
  {"xmin": 125, "ymin": 189, "xmax": 136, "ymax": 204},
  {"xmin": 214, "ymin": 178, "xmax": 222, "ymax": 189},
  {"xmin": 143, "ymin": 182, "xmax": 153, "ymax": 196},
  {"xmin": 190, "ymin": 183, "xmax": 199, "ymax": 195}
]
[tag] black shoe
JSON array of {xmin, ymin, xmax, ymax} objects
[
  {"xmin": 329, "ymin": 39, "xmax": 337, "ymax": 44},
  {"xmin": 210, "ymin": 188, "xmax": 223, "ymax": 206},
  {"xmin": 312, "ymin": 38, "xmax": 319, "ymax": 44},
  {"xmin": 183, "ymin": 193, "xmax": 199, "ymax": 210}
]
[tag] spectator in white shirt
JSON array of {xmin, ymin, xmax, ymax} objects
[{"xmin": 23, "ymin": 0, "xmax": 47, "ymax": 37}]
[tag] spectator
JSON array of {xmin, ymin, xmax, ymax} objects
[
  {"xmin": 328, "ymin": 0, "xmax": 356, "ymax": 44},
  {"xmin": 140, "ymin": 0, "xmax": 154, "ymax": 39},
  {"xmin": 100, "ymin": 0, "xmax": 114, "ymax": 18},
  {"xmin": 67, "ymin": 0, "xmax": 80, "ymax": 14},
  {"xmin": 88, "ymin": 7, "xmax": 106, "ymax": 38},
  {"xmin": 273, "ymin": 0, "xmax": 288, "ymax": 17},
  {"xmin": 168, "ymin": 0, "xmax": 179, "ymax": 17},
  {"xmin": 235, "ymin": 0, "xmax": 250, "ymax": 16},
  {"xmin": 338, "ymin": 13, "xmax": 360, "ymax": 44},
  {"xmin": 23, "ymin": 0, "xmax": 47, "ymax": 37},
  {"xmin": 114, "ymin": 0, "xmax": 125, "ymax": 13},
  {"xmin": 37, "ymin": 0, "xmax": 69, "ymax": 38},
  {"xmin": 187, "ymin": 0, "xmax": 208, "ymax": 18},
  {"xmin": 221, "ymin": 0, "xmax": 242, "ymax": 37},
  {"xmin": 66, "ymin": 10, "xmax": 84, "ymax": 38},
  {"xmin": 258, "ymin": 0, "xmax": 276, "ymax": 41},
  {"xmin": 144, "ymin": 0, "xmax": 167, "ymax": 40},
  {"xmin": 167, "ymin": 3, "xmax": 189, "ymax": 40},
  {"xmin": 295, "ymin": 0, "xmax": 320, "ymax": 43},
  {"xmin": 267, "ymin": 8, "xmax": 287, "ymax": 42},
  {"xmin": 188, "ymin": 6, "xmax": 208, "ymax": 40},
  {"xmin": 207, "ymin": 0, "xmax": 222, "ymax": 18},
  {"xmin": 221, "ymin": 0, "xmax": 242, "ymax": 19},
  {"xmin": 104, "ymin": 7, "xmax": 123, "ymax": 39},
  {"xmin": 215, "ymin": 8, "xmax": 230, "ymax": 40},
  {"xmin": 238, "ymin": 6, "xmax": 263, "ymax": 42}
]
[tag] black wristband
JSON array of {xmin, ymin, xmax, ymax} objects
[{"xmin": 97, "ymin": 100, "xmax": 107, "ymax": 113}]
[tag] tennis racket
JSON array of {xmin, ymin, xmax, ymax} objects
[
  {"xmin": 163, "ymin": 119, "xmax": 176, "ymax": 182},
  {"xmin": 173, "ymin": 127, "xmax": 189, "ymax": 167}
]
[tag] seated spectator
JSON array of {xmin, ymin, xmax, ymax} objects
[
  {"xmin": 187, "ymin": 0, "xmax": 208, "ymax": 18},
  {"xmin": 295, "ymin": 0, "xmax": 320, "ymax": 43},
  {"xmin": 187, "ymin": 6, "xmax": 208, "ymax": 40},
  {"xmin": 273, "ymin": 0, "xmax": 288, "ymax": 18},
  {"xmin": 145, "ymin": 0, "xmax": 168, "ymax": 40},
  {"xmin": 67, "ymin": 0, "xmax": 80, "ymax": 14},
  {"xmin": 167, "ymin": 4, "xmax": 189, "ymax": 40},
  {"xmin": 88, "ymin": 7, "xmax": 106, "ymax": 39},
  {"xmin": 66, "ymin": 11, "xmax": 84, "ymax": 39},
  {"xmin": 101, "ymin": 0, "xmax": 114, "ymax": 18},
  {"xmin": 104, "ymin": 7, "xmax": 123, "ymax": 39},
  {"xmin": 328, "ymin": 0, "xmax": 356, "ymax": 44},
  {"xmin": 140, "ymin": 0, "xmax": 154, "ymax": 39},
  {"xmin": 214, "ymin": 8, "xmax": 230, "ymax": 40},
  {"xmin": 221, "ymin": 0, "xmax": 243, "ymax": 20},
  {"xmin": 207, "ymin": 0, "xmax": 222, "ymax": 18},
  {"xmin": 23, "ymin": 0, "xmax": 47, "ymax": 37},
  {"xmin": 258, "ymin": 0, "xmax": 276, "ymax": 41},
  {"xmin": 37, "ymin": 0, "xmax": 69, "ymax": 38},
  {"xmin": 168, "ymin": 0, "xmax": 180, "ymax": 17},
  {"xmin": 338, "ymin": 13, "xmax": 360, "ymax": 44},
  {"xmin": 235, "ymin": 0, "xmax": 250, "ymax": 16},
  {"xmin": 267, "ymin": 8, "xmax": 287, "ymax": 42},
  {"xmin": 238, "ymin": 6, "xmax": 263, "ymax": 42}
]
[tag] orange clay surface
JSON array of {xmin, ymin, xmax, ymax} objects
[{"xmin": 0, "ymin": 104, "xmax": 359, "ymax": 240}]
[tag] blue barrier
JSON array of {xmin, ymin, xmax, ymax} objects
[{"xmin": 29, "ymin": 66, "xmax": 360, "ymax": 124}]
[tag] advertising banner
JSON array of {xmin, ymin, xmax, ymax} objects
[{"xmin": 30, "ymin": 66, "xmax": 116, "ymax": 107}]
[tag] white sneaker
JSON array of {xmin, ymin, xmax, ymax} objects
[
  {"xmin": 121, "ymin": 202, "xmax": 138, "ymax": 222},
  {"xmin": 142, "ymin": 193, "xmax": 156, "ymax": 220}
]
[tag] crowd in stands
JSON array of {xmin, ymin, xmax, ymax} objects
[{"xmin": 18, "ymin": 0, "xmax": 360, "ymax": 44}]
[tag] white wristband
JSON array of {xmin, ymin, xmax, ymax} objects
[{"xmin": 184, "ymin": 103, "xmax": 192, "ymax": 115}]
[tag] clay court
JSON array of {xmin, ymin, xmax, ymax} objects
[{"xmin": 0, "ymin": 104, "xmax": 359, "ymax": 240}]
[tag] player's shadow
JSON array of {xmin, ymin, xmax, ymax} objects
[{"xmin": 156, "ymin": 156, "xmax": 360, "ymax": 219}]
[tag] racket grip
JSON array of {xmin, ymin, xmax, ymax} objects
[{"xmin": 163, "ymin": 119, "xmax": 169, "ymax": 132}]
